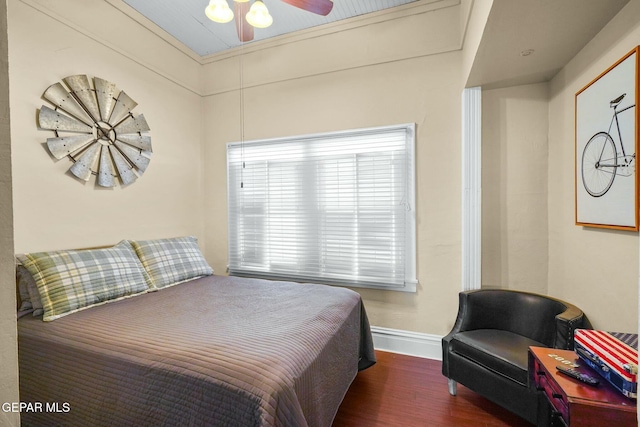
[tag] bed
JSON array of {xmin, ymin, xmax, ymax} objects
[{"xmin": 16, "ymin": 237, "xmax": 375, "ymax": 427}]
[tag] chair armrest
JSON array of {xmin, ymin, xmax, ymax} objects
[
  {"xmin": 553, "ymin": 305, "xmax": 592, "ymax": 349},
  {"xmin": 441, "ymin": 291, "xmax": 474, "ymax": 376}
]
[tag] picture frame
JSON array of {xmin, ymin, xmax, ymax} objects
[{"xmin": 575, "ymin": 46, "xmax": 639, "ymax": 230}]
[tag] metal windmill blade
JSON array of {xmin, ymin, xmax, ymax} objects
[
  {"xmin": 63, "ymin": 75, "xmax": 101, "ymax": 123},
  {"xmin": 69, "ymin": 142, "xmax": 101, "ymax": 181},
  {"xmin": 109, "ymin": 91, "xmax": 138, "ymax": 125},
  {"xmin": 38, "ymin": 106, "xmax": 93, "ymax": 133},
  {"xmin": 109, "ymin": 145, "xmax": 137, "ymax": 186},
  {"xmin": 114, "ymin": 114, "xmax": 150, "ymax": 135},
  {"xmin": 114, "ymin": 141, "xmax": 151, "ymax": 173},
  {"xmin": 97, "ymin": 145, "xmax": 116, "ymax": 188},
  {"xmin": 43, "ymin": 83, "xmax": 93, "ymax": 125},
  {"xmin": 94, "ymin": 77, "xmax": 120, "ymax": 122},
  {"xmin": 46, "ymin": 134, "xmax": 96, "ymax": 160},
  {"xmin": 116, "ymin": 134, "xmax": 152, "ymax": 152}
]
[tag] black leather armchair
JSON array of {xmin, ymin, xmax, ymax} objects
[{"xmin": 442, "ymin": 289, "xmax": 590, "ymax": 425}]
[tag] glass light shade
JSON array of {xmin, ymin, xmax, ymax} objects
[
  {"xmin": 205, "ymin": 0, "xmax": 234, "ymax": 23},
  {"xmin": 246, "ymin": 0, "xmax": 273, "ymax": 28}
]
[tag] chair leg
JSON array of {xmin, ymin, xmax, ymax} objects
[{"xmin": 448, "ymin": 378, "xmax": 457, "ymax": 396}]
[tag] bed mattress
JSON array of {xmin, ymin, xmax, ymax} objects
[{"xmin": 18, "ymin": 275, "xmax": 375, "ymax": 426}]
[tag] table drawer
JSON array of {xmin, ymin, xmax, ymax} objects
[
  {"xmin": 533, "ymin": 358, "xmax": 569, "ymax": 425},
  {"xmin": 530, "ymin": 347, "xmax": 637, "ymax": 427}
]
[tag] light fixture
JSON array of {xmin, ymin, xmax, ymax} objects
[
  {"xmin": 205, "ymin": 0, "xmax": 234, "ymax": 24},
  {"xmin": 246, "ymin": 0, "xmax": 273, "ymax": 28}
]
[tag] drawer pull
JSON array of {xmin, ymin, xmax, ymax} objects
[
  {"xmin": 537, "ymin": 370, "xmax": 546, "ymax": 376},
  {"xmin": 552, "ymin": 393, "xmax": 564, "ymax": 400},
  {"xmin": 550, "ymin": 411, "xmax": 566, "ymax": 427}
]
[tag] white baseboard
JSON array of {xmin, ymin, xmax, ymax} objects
[{"xmin": 370, "ymin": 326, "xmax": 443, "ymax": 360}]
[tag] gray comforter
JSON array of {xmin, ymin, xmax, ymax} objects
[{"xmin": 18, "ymin": 275, "xmax": 375, "ymax": 427}]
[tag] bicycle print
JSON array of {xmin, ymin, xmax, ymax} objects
[
  {"xmin": 581, "ymin": 93, "xmax": 635, "ymax": 197},
  {"xmin": 575, "ymin": 46, "xmax": 639, "ymax": 230}
]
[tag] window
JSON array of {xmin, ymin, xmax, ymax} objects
[{"xmin": 227, "ymin": 124, "xmax": 416, "ymax": 292}]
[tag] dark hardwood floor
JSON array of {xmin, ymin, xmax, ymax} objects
[{"xmin": 333, "ymin": 350, "xmax": 533, "ymax": 427}]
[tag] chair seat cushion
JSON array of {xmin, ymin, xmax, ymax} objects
[{"xmin": 449, "ymin": 329, "xmax": 545, "ymax": 386}]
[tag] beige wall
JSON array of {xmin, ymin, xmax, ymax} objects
[
  {"xmin": 203, "ymin": 2, "xmax": 468, "ymax": 335},
  {"xmin": 3, "ymin": 4, "xmax": 477, "ymax": 402},
  {"xmin": 460, "ymin": 0, "xmax": 493, "ymax": 86},
  {"xmin": 480, "ymin": 0, "xmax": 640, "ymax": 331},
  {"xmin": 482, "ymin": 83, "xmax": 549, "ymax": 294},
  {"xmin": 8, "ymin": 0, "xmax": 206, "ymax": 253},
  {"xmin": 6, "ymin": 0, "xmax": 636, "ymax": 383},
  {"xmin": 4, "ymin": 0, "xmax": 210, "ymax": 408},
  {"xmin": 0, "ymin": 0, "xmax": 20, "ymax": 423},
  {"xmin": 546, "ymin": 0, "xmax": 640, "ymax": 332}
]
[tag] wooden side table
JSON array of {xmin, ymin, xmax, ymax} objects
[{"xmin": 529, "ymin": 346, "xmax": 636, "ymax": 426}]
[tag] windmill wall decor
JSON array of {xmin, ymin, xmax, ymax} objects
[{"xmin": 37, "ymin": 74, "xmax": 152, "ymax": 188}]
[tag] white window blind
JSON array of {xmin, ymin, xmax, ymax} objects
[{"xmin": 227, "ymin": 124, "xmax": 417, "ymax": 292}]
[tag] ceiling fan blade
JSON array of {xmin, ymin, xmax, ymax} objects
[
  {"xmin": 281, "ymin": 0, "xmax": 333, "ymax": 16},
  {"xmin": 235, "ymin": 1, "xmax": 254, "ymax": 42}
]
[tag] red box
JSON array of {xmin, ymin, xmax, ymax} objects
[{"xmin": 574, "ymin": 330, "xmax": 638, "ymax": 399}]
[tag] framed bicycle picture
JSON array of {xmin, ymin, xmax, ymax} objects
[{"xmin": 575, "ymin": 46, "xmax": 639, "ymax": 231}]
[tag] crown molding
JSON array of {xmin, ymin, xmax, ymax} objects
[
  {"xmin": 18, "ymin": 0, "xmax": 203, "ymax": 96},
  {"xmin": 102, "ymin": 0, "xmax": 461, "ymax": 65},
  {"xmin": 201, "ymin": 0, "xmax": 461, "ymax": 63},
  {"xmin": 102, "ymin": 0, "xmax": 204, "ymax": 64},
  {"xmin": 18, "ymin": 0, "xmax": 464, "ymax": 98}
]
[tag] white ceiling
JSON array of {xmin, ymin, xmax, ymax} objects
[
  {"xmin": 122, "ymin": 0, "xmax": 421, "ymax": 56},
  {"xmin": 467, "ymin": 0, "xmax": 631, "ymax": 89},
  {"xmin": 118, "ymin": 0, "xmax": 632, "ymax": 89}
]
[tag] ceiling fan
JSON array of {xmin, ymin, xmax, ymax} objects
[{"xmin": 205, "ymin": 0, "xmax": 334, "ymax": 42}]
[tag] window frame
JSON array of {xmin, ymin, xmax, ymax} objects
[{"xmin": 226, "ymin": 123, "xmax": 417, "ymax": 292}]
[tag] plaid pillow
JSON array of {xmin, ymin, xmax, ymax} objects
[
  {"xmin": 130, "ymin": 236, "xmax": 213, "ymax": 289},
  {"xmin": 17, "ymin": 240, "xmax": 153, "ymax": 321},
  {"xmin": 16, "ymin": 265, "xmax": 33, "ymax": 315},
  {"xmin": 16, "ymin": 265, "xmax": 43, "ymax": 317}
]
